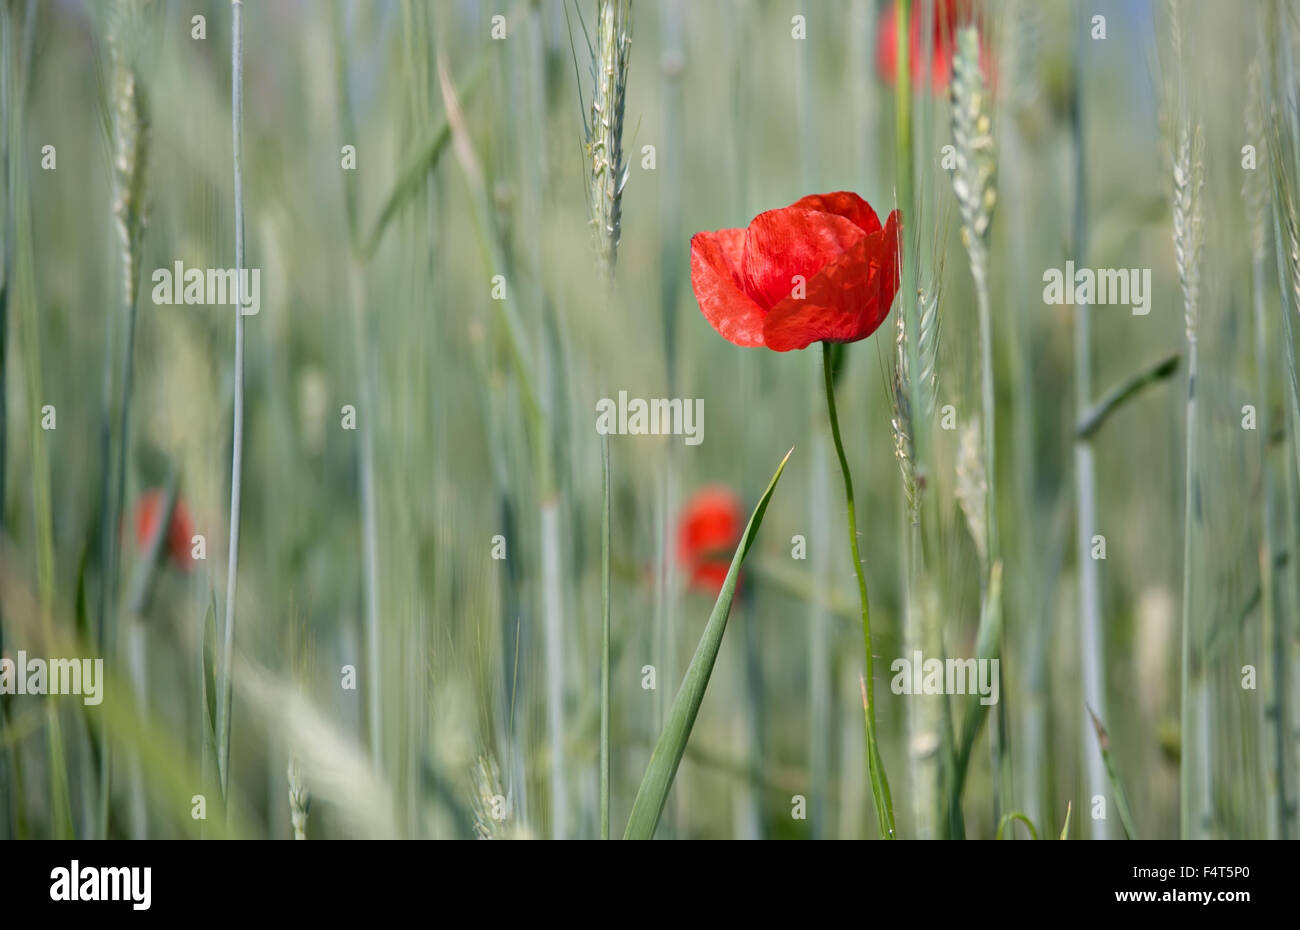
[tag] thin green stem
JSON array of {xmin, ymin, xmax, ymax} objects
[
  {"xmin": 600, "ymin": 434, "xmax": 611, "ymax": 840},
  {"xmin": 1261, "ymin": 223, "xmax": 1293, "ymax": 844},
  {"xmin": 218, "ymin": 0, "xmax": 245, "ymax": 809},
  {"xmin": 1179, "ymin": 280, "xmax": 1199, "ymax": 839},
  {"xmin": 893, "ymin": 0, "xmax": 931, "ymax": 835},
  {"xmin": 350, "ymin": 262, "xmax": 382, "ymax": 766},
  {"xmin": 894, "ymin": 0, "xmax": 912, "ymax": 227},
  {"xmin": 894, "ymin": 0, "xmax": 919, "ymax": 441},
  {"xmin": 821, "ymin": 341, "xmax": 894, "ymax": 839}
]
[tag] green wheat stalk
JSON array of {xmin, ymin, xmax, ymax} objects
[
  {"xmin": 1169, "ymin": 2, "xmax": 1207, "ymax": 836},
  {"xmin": 584, "ymin": 0, "xmax": 633, "ymax": 840},
  {"xmin": 218, "ymin": 0, "xmax": 247, "ymax": 809},
  {"xmin": 1172, "ymin": 46, "xmax": 1207, "ymax": 836},
  {"xmin": 892, "ymin": 5, "xmax": 930, "ymax": 836},
  {"xmin": 600, "ymin": 434, "xmax": 611, "ymax": 839},
  {"xmin": 1069, "ymin": 15, "xmax": 1109, "ymax": 838},
  {"xmin": 1246, "ymin": 49, "xmax": 1290, "ymax": 842},
  {"xmin": 93, "ymin": 0, "xmax": 155, "ymax": 839},
  {"xmin": 1265, "ymin": 6, "xmax": 1300, "ymax": 840},
  {"xmin": 950, "ymin": 22, "xmax": 1007, "ymax": 825}
]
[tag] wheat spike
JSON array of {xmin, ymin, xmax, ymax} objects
[
  {"xmin": 1284, "ymin": 183, "xmax": 1300, "ymax": 315},
  {"xmin": 1172, "ymin": 122, "xmax": 1205, "ymax": 340},
  {"xmin": 890, "ymin": 309, "xmax": 918, "ymax": 523},
  {"xmin": 1268, "ymin": 102, "xmax": 1300, "ymax": 314},
  {"xmin": 950, "ymin": 25, "xmax": 999, "ymax": 568},
  {"xmin": 108, "ymin": 2, "xmax": 152, "ymax": 311},
  {"xmin": 916, "ymin": 267, "xmax": 944, "ymax": 418},
  {"xmin": 950, "ymin": 26, "xmax": 995, "ymax": 276},
  {"xmin": 471, "ymin": 755, "xmax": 507, "ymax": 840},
  {"xmin": 588, "ymin": 0, "xmax": 633, "ymax": 279},
  {"xmin": 287, "ymin": 753, "xmax": 310, "ymax": 840}
]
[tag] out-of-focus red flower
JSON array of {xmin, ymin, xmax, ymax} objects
[
  {"xmin": 690, "ymin": 192, "xmax": 901, "ymax": 352},
  {"xmin": 876, "ymin": 0, "xmax": 992, "ymax": 92},
  {"xmin": 133, "ymin": 489, "xmax": 195, "ymax": 571},
  {"xmin": 677, "ymin": 486, "xmax": 744, "ymax": 595}
]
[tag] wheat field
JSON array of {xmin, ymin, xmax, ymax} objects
[{"xmin": 0, "ymin": 0, "xmax": 1296, "ymax": 843}]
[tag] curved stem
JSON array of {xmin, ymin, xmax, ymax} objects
[{"xmin": 821, "ymin": 341, "xmax": 895, "ymax": 838}]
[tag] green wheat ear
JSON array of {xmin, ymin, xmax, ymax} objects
[
  {"xmin": 287, "ymin": 753, "xmax": 310, "ymax": 840},
  {"xmin": 890, "ymin": 308, "xmax": 918, "ymax": 523},
  {"xmin": 1172, "ymin": 122, "xmax": 1205, "ymax": 339},
  {"xmin": 587, "ymin": 0, "xmax": 633, "ymax": 279},
  {"xmin": 109, "ymin": 64, "xmax": 148, "ymax": 310},
  {"xmin": 107, "ymin": 0, "xmax": 153, "ymax": 310},
  {"xmin": 950, "ymin": 27, "xmax": 996, "ymax": 260}
]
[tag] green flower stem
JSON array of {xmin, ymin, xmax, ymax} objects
[{"xmin": 821, "ymin": 341, "xmax": 895, "ymax": 839}]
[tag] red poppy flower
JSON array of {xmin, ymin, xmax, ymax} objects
[
  {"xmin": 876, "ymin": 0, "xmax": 992, "ymax": 92},
  {"xmin": 133, "ymin": 489, "xmax": 195, "ymax": 571},
  {"xmin": 677, "ymin": 486, "xmax": 744, "ymax": 595},
  {"xmin": 690, "ymin": 192, "xmax": 901, "ymax": 352}
]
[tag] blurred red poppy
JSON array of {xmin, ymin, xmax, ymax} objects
[
  {"xmin": 133, "ymin": 489, "xmax": 195, "ymax": 571},
  {"xmin": 690, "ymin": 192, "xmax": 901, "ymax": 352},
  {"xmin": 876, "ymin": 0, "xmax": 991, "ymax": 92},
  {"xmin": 677, "ymin": 486, "xmax": 743, "ymax": 595}
]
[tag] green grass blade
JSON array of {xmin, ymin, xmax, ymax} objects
[
  {"xmin": 202, "ymin": 589, "xmax": 219, "ymax": 775},
  {"xmin": 995, "ymin": 811, "xmax": 1039, "ymax": 840},
  {"xmin": 1059, "ymin": 801, "xmax": 1073, "ymax": 840},
  {"xmin": 1075, "ymin": 352, "xmax": 1181, "ymax": 440},
  {"xmin": 945, "ymin": 559, "xmax": 1003, "ymax": 836},
  {"xmin": 200, "ymin": 588, "xmax": 220, "ymax": 833},
  {"xmin": 74, "ymin": 536, "xmax": 93, "ymax": 650},
  {"xmin": 358, "ymin": 58, "xmax": 488, "ymax": 262},
  {"xmin": 1087, "ymin": 706, "xmax": 1139, "ymax": 839},
  {"xmin": 624, "ymin": 448, "xmax": 793, "ymax": 840},
  {"xmin": 0, "ymin": 556, "xmax": 248, "ymax": 838}
]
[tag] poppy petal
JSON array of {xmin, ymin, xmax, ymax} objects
[
  {"xmin": 761, "ymin": 242, "xmax": 876, "ymax": 351},
  {"xmin": 788, "ymin": 191, "xmax": 883, "ymax": 237},
  {"xmin": 742, "ymin": 207, "xmax": 865, "ymax": 312},
  {"xmin": 690, "ymin": 228, "xmax": 767, "ymax": 347},
  {"xmin": 871, "ymin": 209, "xmax": 904, "ymax": 326},
  {"xmin": 762, "ymin": 210, "xmax": 901, "ymax": 352}
]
